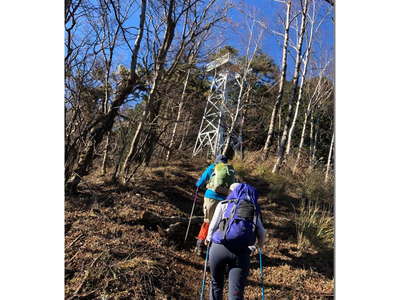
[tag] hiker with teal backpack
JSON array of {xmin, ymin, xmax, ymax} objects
[
  {"xmin": 204, "ymin": 183, "xmax": 266, "ymax": 300},
  {"xmin": 194, "ymin": 154, "xmax": 235, "ymax": 256}
]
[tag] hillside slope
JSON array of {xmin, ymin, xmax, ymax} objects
[{"xmin": 65, "ymin": 159, "xmax": 333, "ymax": 299}]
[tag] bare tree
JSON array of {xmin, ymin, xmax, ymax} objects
[
  {"xmin": 65, "ymin": 0, "xmax": 83, "ymax": 67},
  {"xmin": 142, "ymin": 0, "xmax": 229, "ymax": 165},
  {"xmin": 272, "ymin": 0, "xmax": 309, "ymax": 173},
  {"xmin": 113, "ymin": 0, "xmax": 229, "ymax": 184},
  {"xmin": 165, "ymin": 13, "xmax": 212, "ymax": 161},
  {"xmin": 261, "ymin": 0, "xmax": 292, "ymax": 160},
  {"xmin": 65, "ymin": 0, "xmax": 104, "ymax": 183},
  {"xmin": 165, "ymin": 67, "xmax": 191, "ymax": 161},
  {"xmin": 65, "ymin": 0, "xmax": 147, "ymax": 193},
  {"xmin": 285, "ymin": 0, "xmax": 318, "ymax": 155},
  {"xmin": 309, "ymin": 112, "xmax": 319, "ymax": 168},
  {"xmin": 324, "ymin": 131, "xmax": 334, "ymax": 183},
  {"xmin": 238, "ymin": 91, "xmax": 251, "ymax": 159},
  {"xmin": 221, "ymin": 9, "xmax": 267, "ymax": 156},
  {"xmin": 178, "ymin": 110, "xmax": 194, "ymax": 151},
  {"xmin": 285, "ymin": 0, "xmax": 333, "ymax": 157},
  {"xmin": 86, "ymin": 0, "xmax": 122, "ymax": 175},
  {"xmin": 113, "ymin": 0, "xmax": 177, "ymax": 184},
  {"xmin": 292, "ymin": 59, "xmax": 332, "ymax": 172}
]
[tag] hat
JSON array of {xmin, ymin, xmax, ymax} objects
[{"xmin": 215, "ymin": 154, "xmax": 228, "ymax": 164}]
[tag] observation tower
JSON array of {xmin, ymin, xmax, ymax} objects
[{"xmin": 192, "ymin": 53, "xmax": 242, "ymax": 157}]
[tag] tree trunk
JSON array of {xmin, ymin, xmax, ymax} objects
[
  {"xmin": 101, "ymin": 60, "xmax": 112, "ymax": 176},
  {"xmin": 309, "ymin": 114, "xmax": 319, "ymax": 170},
  {"xmin": 66, "ymin": 83, "xmax": 138, "ymax": 192},
  {"xmin": 293, "ymin": 96, "xmax": 312, "ymax": 172},
  {"xmin": 324, "ymin": 132, "xmax": 334, "ymax": 183},
  {"xmin": 286, "ymin": 7, "xmax": 315, "ymax": 156},
  {"xmin": 293, "ymin": 58, "xmax": 331, "ymax": 172},
  {"xmin": 312, "ymin": 132, "xmax": 318, "ymax": 163},
  {"xmin": 65, "ymin": 0, "xmax": 147, "ymax": 193},
  {"xmin": 114, "ymin": 0, "xmax": 177, "ymax": 181},
  {"xmin": 166, "ymin": 68, "xmax": 191, "ymax": 161},
  {"xmin": 101, "ymin": 132, "xmax": 110, "ymax": 175},
  {"xmin": 238, "ymin": 94, "xmax": 250, "ymax": 160},
  {"xmin": 312, "ymin": 120, "xmax": 319, "ymax": 164},
  {"xmin": 178, "ymin": 113, "xmax": 191, "ymax": 151},
  {"xmin": 142, "ymin": 0, "xmax": 177, "ymax": 165},
  {"xmin": 143, "ymin": 76, "xmax": 166, "ymax": 165},
  {"xmin": 273, "ymin": 0, "xmax": 309, "ymax": 173},
  {"xmin": 262, "ymin": 0, "xmax": 291, "ymax": 160},
  {"xmin": 309, "ymin": 109, "xmax": 314, "ymax": 158},
  {"xmin": 222, "ymin": 78, "xmax": 247, "ymax": 156},
  {"xmin": 276, "ymin": 105, "xmax": 282, "ymax": 154},
  {"xmin": 114, "ymin": 111, "xmax": 145, "ymax": 184}
]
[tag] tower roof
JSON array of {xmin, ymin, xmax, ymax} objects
[{"xmin": 206, "ymin": 53, "xmax": 238, "ymax": 72}]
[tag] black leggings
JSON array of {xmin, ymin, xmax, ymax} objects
[{"xmin": 208, "ymin": 243, "xmax": 250, "ymax": 300}]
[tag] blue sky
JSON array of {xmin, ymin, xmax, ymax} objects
[
  {"xmin": 85, "ymin": 0, "xmax": 334, "ymax": 82},
  {"xmin": 224, "ymin": 0, "xmax": 334, "ymax": 79}
]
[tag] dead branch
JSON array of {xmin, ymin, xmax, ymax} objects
[
  {"xmin": 71, "ymin": 252, "xmax": 103, "ymax": 298},
  {"xmin": 67, "ymin": 233, "xmax": 84, "ymax": 249}
]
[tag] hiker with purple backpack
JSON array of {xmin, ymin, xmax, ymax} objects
[
  {"xmin": 204, "ymin": 183, "xmax": 266, "ymax": 300},
  {"xmin": 194, "ymin": 154, "xmax": 235, "ymax": 256}
]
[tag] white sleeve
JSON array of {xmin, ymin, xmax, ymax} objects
[
  {"xmin": 206, "ymin": 202, "xmax": 223, "ymax": 242},
  {"xmin": 255, "ymin": 214, "xmax": 266, "ymax": 247}
]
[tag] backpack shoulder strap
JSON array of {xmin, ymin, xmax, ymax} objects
[
  {"xmin": 220, "ymin": 198, "xmax": 237, "ymax": 219},
  {"xmin": 253, "ymin": 211, "xmax": 258, "ymax": 228}
]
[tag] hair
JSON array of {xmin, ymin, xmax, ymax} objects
[{"xmin": 215, "ymin": 154, "xmax": 228, "ymax": 164}]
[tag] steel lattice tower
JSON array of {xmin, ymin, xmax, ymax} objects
[{"xmin": 192, "ymin": 53, "xmax": 241, "ymax": 157}]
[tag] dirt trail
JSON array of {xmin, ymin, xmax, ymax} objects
[{"xmin": 65, "ymin": 159, "xmax": 333, "ymax": 299}]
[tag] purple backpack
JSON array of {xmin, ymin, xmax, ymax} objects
[{"xmin": 212, "ymin": 183, "xmax": 260, "ymax": 250}]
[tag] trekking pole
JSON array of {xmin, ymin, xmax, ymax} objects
[
  {"xmin": 200, "ymin": 244, "xmax": 210, "ymax": 300},
  {"xmin": 184, "ymin": 187, "xmax": 199, "ymax": 242},
  {"xmin": 258, "ymin": 247, "xmax": 265, "ymax": 300}
]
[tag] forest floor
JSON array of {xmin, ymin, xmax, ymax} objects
[{"xmin": 65, "ymin": 158, "xmax": 334, "ymax": 299}]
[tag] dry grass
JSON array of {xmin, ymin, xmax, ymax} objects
[
  {"xmin": 296, "ymin": 170, "xmax": 334, "ymax": 206},
  {"xmin": 295, "ymin": 200, "xmax": 334, "ymax": 251},
  {"xmin": 232, "ymin": 152, "xmax": 334, "ymax": 204},
  {"xmin": 66, "ymin": 156, "xmax": 334, "ymax": 299},
  {"xmin": 232, "ymin": 151, "xmax": 334, "ymax": 254}
]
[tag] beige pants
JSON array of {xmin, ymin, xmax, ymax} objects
[{"xmin": 203, "ymin": 197, "xmax": 219, "ymax": 223}]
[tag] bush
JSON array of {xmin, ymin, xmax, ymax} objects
[
  {"xmin": 262, "ymin": 171, "xmax": 288, "ymax": 201},
  {"xmin": 296, "ymin": 169, "xmax": 334, "ymax": 205},
  {"xmin": 232, "ymin": 160, "xmax": 250, "ymax": 181},
  {"xmin": 295, "ymin": 200, "xmax": 334, "ymax": 251},
  {"xmin": 232, "ymin": 152, "xmax": 335, "ymax": 253},
  {"xmin": 232, "ymin": 155, "xmax": 297, "ymax": 201}
]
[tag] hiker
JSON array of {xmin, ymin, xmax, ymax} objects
[
  {"xmin": 194, "ymin": 154, "xmax": 235, "ymax": 256},
  {"xmin": 205, "ymin": 183, "xmax": 266, "ymax": 300}
]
